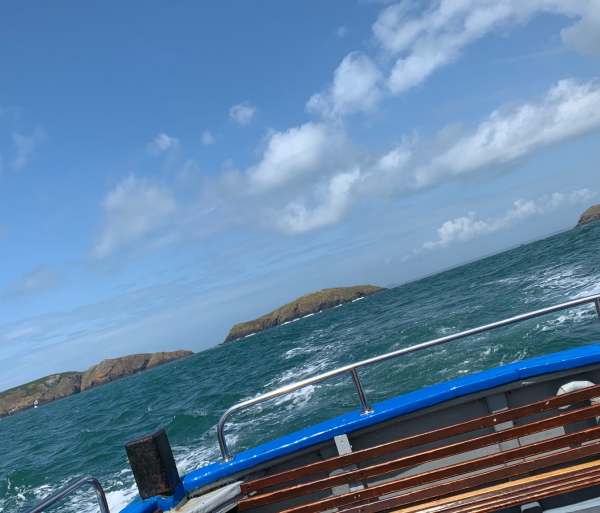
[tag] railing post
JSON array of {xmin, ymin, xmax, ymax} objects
[
  {"xmin": 350, "ymin": 368, "xmax": 373, "ymax": 414},
  {"xmin": 25, "ymin": 476, "xmax": 110, "ymax": 513},
  {"xmin": 595, "ymin": 298, "xmax": 600, "ymax": 319},
  {"xmin": 217, "ymin": 414, "xmax": 232, "ymax": 461},
  {"xmin": 93, "ymin": 478, "xmax": 110, "ymax": 513}
]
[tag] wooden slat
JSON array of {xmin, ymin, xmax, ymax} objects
[
  {"xmin": 416, "ymin": 470, "xmax": 600, "ymax": 513},
  {"xmin": 389, "ymin": 459, "xmax": 600, "ymax": 513},
  {"xmin": 239, "ymin": 402, "xmax": 600, "ymax": 508},
  {"xmin": 338, "ymin": 440, "xmax": 600, "ymax": 513},
  {"xmin": 393, "ymin": 460, "xmax": 600, "ymax": 513},
  {"xmin": 274, "ymin": 424, "xmax": 600, "ymax": 513},
  {"xmin": 241, "ymin": 382, "xmax": 600, "ymax": 494},
  {"xmin": 443, "ymin": 474, "xmax": 600, "ymax": 513}
]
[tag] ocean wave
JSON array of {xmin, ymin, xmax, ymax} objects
[
  {"xmin": 268, "ymin": 359, "xmax": 331, "ymax": 387},
  {"xmin": 0, "ymin": 473, "xmax": 138, "ymax": 513},
  {"xmin": 535, "ymin": 307, "xmax": 596, "ymax": 332},
  {"xmin": 281, "ymin": 339, "xmax": 328, "ymax": 360},
  {"xmin": 522, "ymin": 265, "xmax": 599, "ymax": 301},
  {"xmin": 173, "ymin": 443, "xmax": 219, "ymax": 475},
  {"xmin": 97, "ymin": 484, "xmax": 138, "ymax": 513},
  {"xmin": 272, "ymin": 385, "xmax": 317, "ymax": 409},
  {"xmin": 492, "ymin": 275, "xmax": 524, "ymax": 286},
  {"xmin": 573, "ymin": 281, "xmax": 600, "ymax": 299}
]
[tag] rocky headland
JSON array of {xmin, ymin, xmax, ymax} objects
[
  {"xmin": 577, "ymin": 204, "xmax": 600, "ymax": 227},
  {"xmin": 223, "ymin": 285, "xmax": 386, "ymax": 343},
  {"xmin": 0, "ymin": 350, "xmax": 192, "ymax": 417}
]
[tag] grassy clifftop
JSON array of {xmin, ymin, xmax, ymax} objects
[
  {"xmin": 223, "ymin": 285, "xmax": 386, "ymax": 343},
  {"xmin": 0, "ymin": 350, "xmax": 192, "ymax": 417},
  {"xmin": 577, "ymin": 204, "xmax": 600, "ymax": 227}
]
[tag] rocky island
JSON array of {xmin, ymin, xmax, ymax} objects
[
  {"xmin": 223, "ymin": 285, "xmax": 386, "ymax": 343},
  {"xmin": 0, "ymin": 350, "xmax": 192, "ymax": 417},
  {"xmin": 577, "ymin": 204, "xmax": 600, "ymax": 227}
]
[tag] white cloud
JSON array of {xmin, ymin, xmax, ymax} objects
[
  {"xmin": 419, "ymin": 79, "xmax": 600, "ymax": 187},
  {"xmin": 424, "ymin": 189, "xmax": 597, "ymax": 249},
  {"xmin": 425, "ymin": 213, "xmax": 491, "ymax": 249},
  {"xmin": 355, "ymin": 141, "xmax": 415, "ymax": 197},
  {"xmin": 373, "ymin": 0, "xmax": 600, "ymax": 95},
  {"xmin": 92, "ymin": 176, "xmax": 176, "ymax": 258},
  {"xmin": 305, "ymin": 1, "xmax": 600, "ymax": 121},
  {"xmin": 3, "ymin": 325, "xmax": 40, "ymax": 341},
  {"xmin": 147, "ymin": 132, "xmax": 179, "ymax": 154},
  {"xmin": 561, "ymin": 2, "xmax": 600, "ymax": 57},
  {"xmin": 336, "ymin": 26, "xmax": 349, "ymax": 38},
  {"xmin": 233, "ymin": 78, "xmax": 600, "ymax": 235},
  {"xmin": 211, "ymin": 122, "xmax": 355, "ymax": 233},
  {"xmin": 229, "ymin": 102, "xmax": 257, "ymax": 126},
  {"xmin": 2, "ymin": 265, "xmax": 61, "ymax": 299},
  {"xmin": 307, "ymin": 52, "xmax": 383, "ymax": 118},
  {"xmin": 12, "ymin": 127, "xmax": 44, "ymax": 171},
  {"xmin": 201, "ymin": 130, "xmax": 216, "ymax": 146},
  {"xmin": 350, "ymin": 79, "xmax": 600, "ymax": 199},
  {"xmin": 276, "ymin": 168, "xmax": 361, "ymax": 234},
  {"xmin": 375, "ymin": 144, "xmax": 412, "ymax": 174},
  {"xmin": 248, "ymin": 122, "xmax": 339, "ymax": 191}
]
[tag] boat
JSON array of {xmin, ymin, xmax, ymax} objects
[{"xmin": 25, "ymin": 293, "xmax": 600, "ymax": 513}]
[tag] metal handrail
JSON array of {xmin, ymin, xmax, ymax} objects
[
  {"xmin": 24, "ymin": 476, "xmax": 110, "ymax": 513},
  {"xmin": 217, "ymin": 293, "xmax": 600, "ymax": 460}
]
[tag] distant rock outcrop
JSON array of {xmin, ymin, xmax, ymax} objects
[
  {"xmin": 80, "ymin": 351, "xmax": 192, "ymax": 390},
  {"xmin": 0, "ymin": 372, "xmax": 82, "ymax": 418},
  {"xmin": 0, "ymin": 350, "xmax": 192, "ymax": 417},
  {"xmin": 577, "ymin": 205, "xmax": 600, "ymax": 227},
  {"xmin": 223, "ymin": 285, "xmax": 386, "ymax": 343}
]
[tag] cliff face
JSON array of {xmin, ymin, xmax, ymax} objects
[
  {"xmin": 0, "ymin": 372, "xmax": 82, "ymax": 417},
  {"xmin": 80, "ymin": 351, "xmax": 192, "ymax": 390},
  {"xmin": 0, "ymin": 350, "xmax": 192, "ymax": 417},
  {"xmin": 224, "ymin": 285, "xmax": 386, "ymax": 343},
  {"xmin": 577, "ymin": 205, "xmax": 600, "ymax": 227}
]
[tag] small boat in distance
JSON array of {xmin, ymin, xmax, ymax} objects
[{"xmin": 26, "ymin": 294, "xmax": 600, "ymax": 513}]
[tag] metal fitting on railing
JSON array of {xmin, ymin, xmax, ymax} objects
[
  {"xmin": 216, "ymin": 293, "xmax": 600, "ymax": 461},
  {"xmin": 25, "ymin": 476, "xmax": 109, "ymax": 513}
]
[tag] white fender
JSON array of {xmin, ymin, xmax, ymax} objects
[{"xmin": 556, "ymin": 381, "xmax": 600, "ymax": 423}]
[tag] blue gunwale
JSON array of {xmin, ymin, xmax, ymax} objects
[{"xmin": 121, "ymin": 344, "xmax": 600, "ymax": 513}]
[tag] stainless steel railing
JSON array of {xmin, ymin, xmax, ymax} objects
[
  {"xmin": 24, "ymin": 476, "xmax": 110, "ymax": 513},
  {"xmin": 217, "ymin": 293, "xmax": 600, "ymax": 460}
]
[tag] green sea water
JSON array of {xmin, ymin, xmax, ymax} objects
[{"xmin": 3, "ymin": 223, "xmax": 600, "ymax": 513}]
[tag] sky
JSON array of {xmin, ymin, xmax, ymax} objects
[{"xmin": 1, "ymin": 0, "xmax": 600, "ymax": 390}]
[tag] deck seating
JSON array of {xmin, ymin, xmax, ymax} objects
[
  {"xmin": 238, "ymin": 382, "xmax": 600, "ymax": 513},
  {"xmin": 382, "ymin": 459, "xmax": 600, "ymax": 513}
]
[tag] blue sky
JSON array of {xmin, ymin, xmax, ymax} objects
[{"xmin": 1, "ymin": 0, "xmax": 600, "ymax": 389}]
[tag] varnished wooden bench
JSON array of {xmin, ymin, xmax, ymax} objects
[
  {"xmin": 238, "ymin": 382, "xmax": 600, "ymax": 513},
  {"xmin": 387, "ymin": 459, "xmax": 600, "ymax": 513}
]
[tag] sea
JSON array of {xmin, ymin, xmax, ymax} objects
[{"xmin": 2, "ymin": 222, "xmax": 600, "ymax": 513}]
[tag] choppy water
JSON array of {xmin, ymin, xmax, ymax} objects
[{"xmin": 3, "ymin": 223, "xmax": 600, "ymax": 513}]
